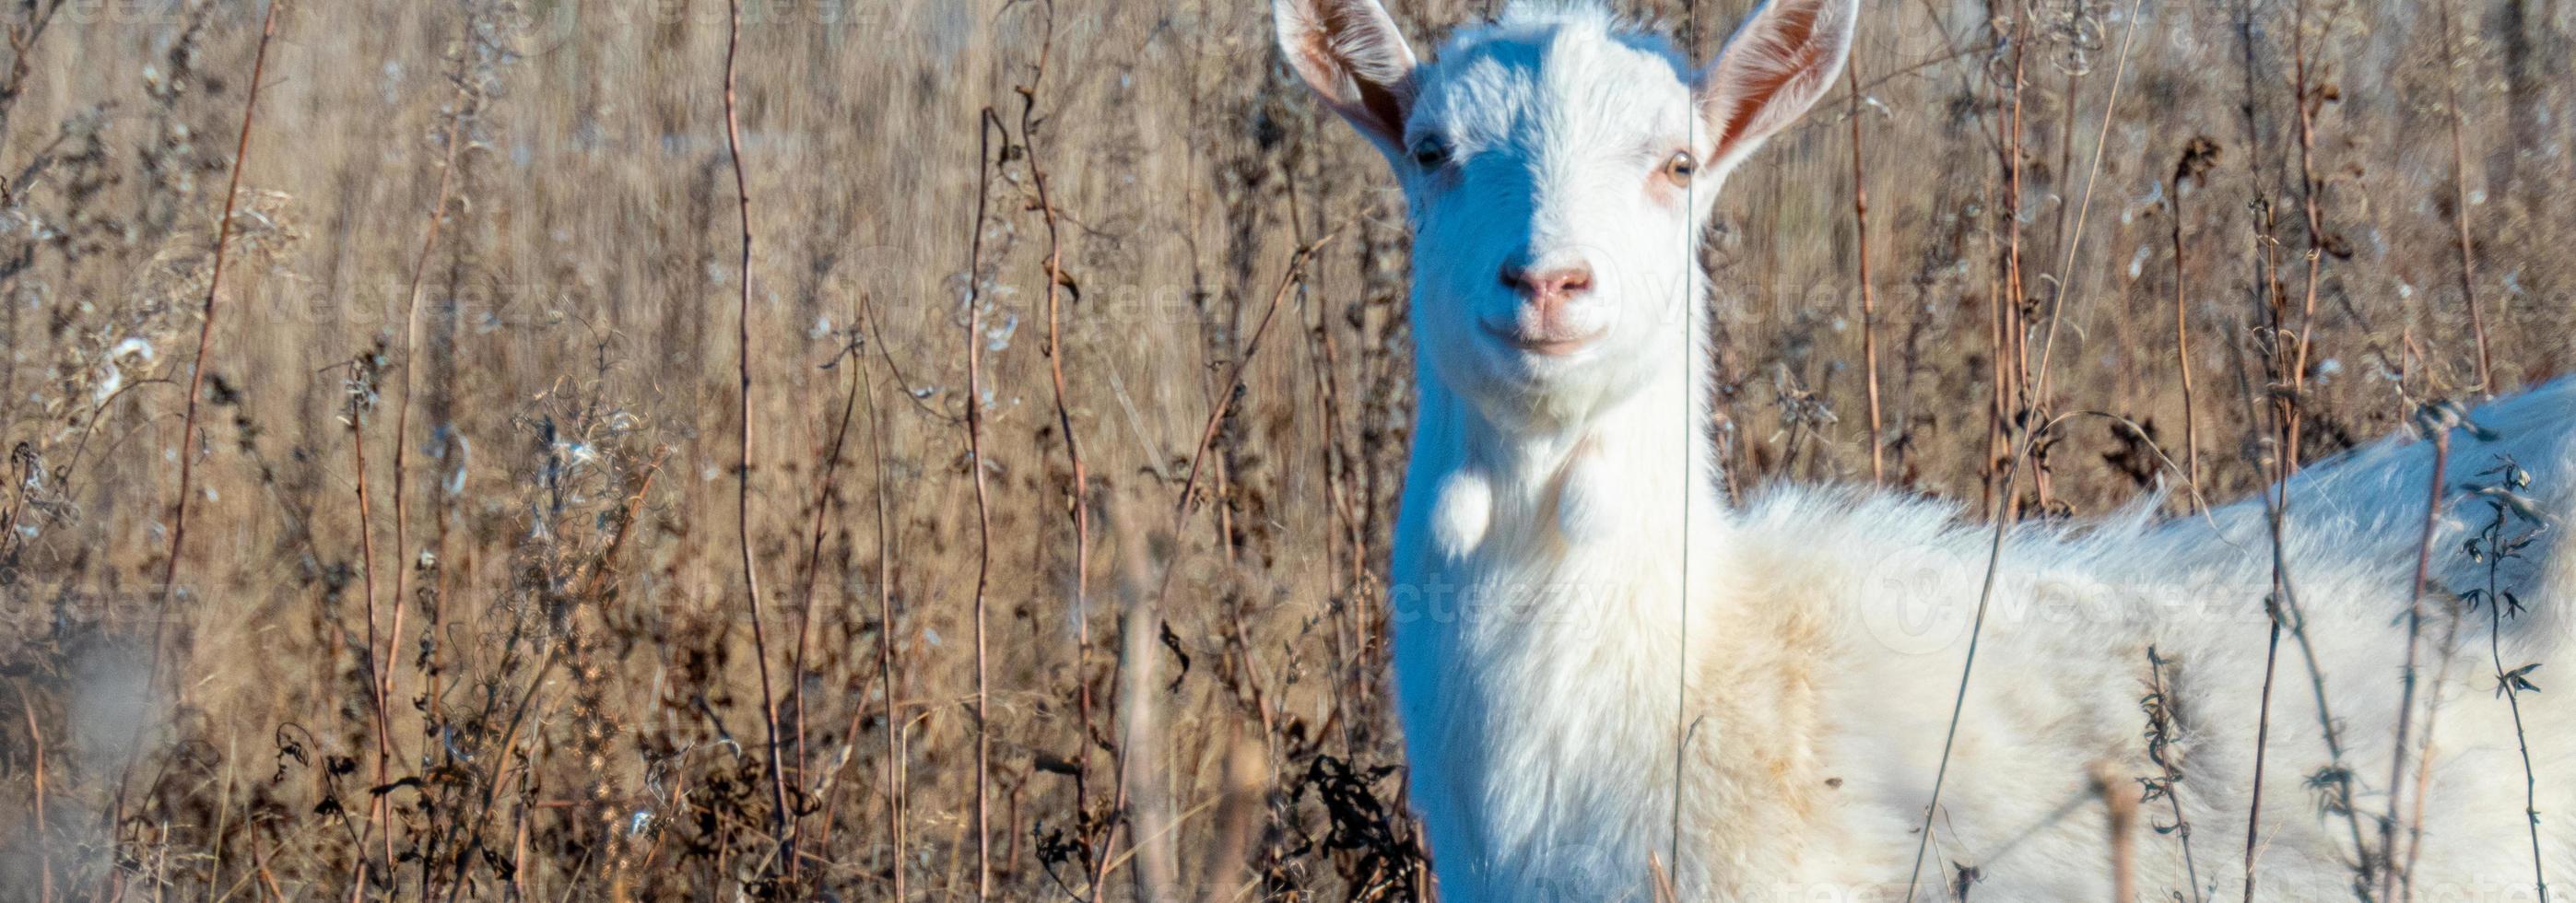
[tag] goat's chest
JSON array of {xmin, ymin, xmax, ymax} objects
[{"xmin": 1391, "ymin": 546, "xmax": 1726, "ymax": 895}]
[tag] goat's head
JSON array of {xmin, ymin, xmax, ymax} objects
[{"xmin": 1275, "ymin": 0, "xmax": 1855, "ymax": 424}]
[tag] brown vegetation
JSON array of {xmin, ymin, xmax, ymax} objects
[{"xmin": 0, "ymin": 0, "xmax": 2568, "ymax": 898}]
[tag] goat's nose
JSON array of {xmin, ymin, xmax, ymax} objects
[{"xmin": 1499, "ymin": 263, "xmax": 1594, "ymax": 313}]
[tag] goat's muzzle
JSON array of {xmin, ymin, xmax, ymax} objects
[{"xmin": 1493, "ymin": 262, "xmax": 1601, "ymax": 356}]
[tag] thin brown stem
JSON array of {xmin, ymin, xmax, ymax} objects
[
  {"xmin": 2433, "ymin": 0, "xmax": 2493, "ymax": 394},
  {"xmin": 2245, "ymin": 0, "xmax": 2366, "ymax": 886},
  {"xmin": 2399, "ymin": 593, "xmax": 2464, "ymax": 903},
  {"xmin": 386, "ymin": 23, "xmax": 476, "ymax": 831},
  {"xmin": 2170, "ymin": 155, "xmax": 2203, "ymax": 504},
  {"xmin": 120, "ymin": 1, "xmax": 282, "ymax": 878},
  {"xmin": 790, "ymin": 316, "xmax": 862, "ymax": 807},
  {"xmin": 2242, "ymin": 615, "xmax": 2283, "ymax": 902},
  {"xmin": 2384, "ymin": 422, "xmax": 2452, "ymax": 902},
  {"xmin": 149, "ymin": 0, "xmax": 279, "ymax": 686},
  {"xmin": 1988, "ymin": 11, "xmax": 2029, "ymax": 521},
  {"xmin": 719, "ymin": 0, "xmax": 796, "ymax": 879},
  {"xmin": 347, "ymin": 361, "xmax": 395, "ymax": 877},
  {"xmin": 1846, "ymin": 61, "xmax": 1884, "ymax": 487},
  {"xmin": 1003, "ymin": 5, "xmax": 1106, "ymax": 893},
  {"xmin": 965, "ymin": 107, "xmax": 1007, "ymax": 901},
  {"xmin": 2266, "ymin": 0, "xmax": 2380, "ymax": 890},
  {"xmin": 858, "ymin": 291, "xmax": 907, "ymax": 901}
]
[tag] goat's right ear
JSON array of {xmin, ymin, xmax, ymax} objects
[{"xmin": 1273, "ymin": 0, "xmax": 1419, "ymax": 156}]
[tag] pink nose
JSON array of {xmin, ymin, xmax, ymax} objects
[{"xmin": 1499, "ymin": 263, "xmax": 1594, "ymax": 317}]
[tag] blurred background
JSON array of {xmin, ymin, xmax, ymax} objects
[{"xmin": 0, "ymin": 0, "xmax": 2569, "ymax": 897}]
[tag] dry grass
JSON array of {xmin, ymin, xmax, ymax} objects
[{"xmin": 0, "ymin": 0, "xmax": 2570, "ymax": 898}]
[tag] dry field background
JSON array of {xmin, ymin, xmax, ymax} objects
[{"xmin": 0, "ymin": 0, "xmax": 2571, "ymax": 898}]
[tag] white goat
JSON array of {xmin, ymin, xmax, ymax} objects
[{"xmin": 1271, "ymin": 0, "xmax": 2576, "ymax": 898}]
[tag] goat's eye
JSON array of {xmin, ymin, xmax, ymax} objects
[
  {"xmin": 1410, "ymin": 139, "xmax": 1452, "ymax": 170},
  {"xmin": 1662, "ymin": 150, "xmax": 1698, "ymax": 184}
]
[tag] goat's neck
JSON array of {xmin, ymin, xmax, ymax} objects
[
  {"xmin": 1413, "ymin": 333, "xmax": 1728, "ymax": 570},
  {"xmin": 1394, "ymin": 308, "xmax": 1796, "ymax": 893},
  {"xmin": 1401, "ymin": 311, "xmax": 1741, "ymax": 638},
  {"xmin": 1474, "ymin": 379, "xmax": 1705, "ymax": 501}
]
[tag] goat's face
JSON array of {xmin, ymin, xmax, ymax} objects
[
  {"xmin": 1275, "ymin": 0, "xmax": 1855, "ymax": 421},
  {"xmin": 1402, "ymin": 19, "xmax": 1702, "ymax": 416}
]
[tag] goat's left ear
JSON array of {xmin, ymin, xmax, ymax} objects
[{"xmin": 1697, "ymin": 0, "xmax": 1859, "ymax": 172}]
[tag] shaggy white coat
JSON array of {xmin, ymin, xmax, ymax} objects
[{"xmin": 1274, "ymin": 0, "xmax": 2576, "ymax": 898}]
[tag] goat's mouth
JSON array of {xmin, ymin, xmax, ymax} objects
[{"xmin": 1479, "ymin": 321, "xmax": 1604, "ymax": 357}]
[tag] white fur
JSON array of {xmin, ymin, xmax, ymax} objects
[
  {"xmin": 1434, "ymin": 468, "xmax": 1498, "ymax": 557},
  {"xmin": 1275, "ymin": 0, "xmax": 2576, "ymax": 899}
]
